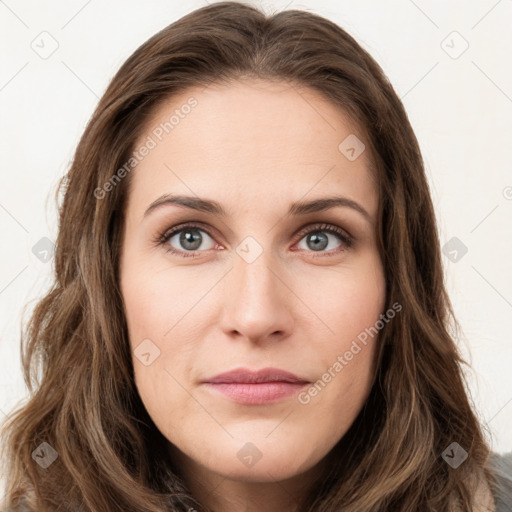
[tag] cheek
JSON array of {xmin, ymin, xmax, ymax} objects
[
  {"xmin": 297, "ymin": 255, "xmax": 386, "ymax": 344},
  {"xmin": 120, "ymin": 264, "xmax": 202, "ymax": 430},
  {"xmin": 295, "ymin": 259, "xmax": 386, "ymax": 410},
  {"xmin": 123, "ymin": 287, "xmax": 165, "ymax": 344},
  {"xmin": 121, "ymin": 261, "xmax": 192, "ymax": 346}
]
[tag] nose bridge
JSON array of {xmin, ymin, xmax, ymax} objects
[
  {"xmin": 233, "ymin": 236, "xmax": 281, "ymax": 306},
  {"xmin": 219, "ymin": 236, "xmax": 293, "ymax": 341},
  {"xmin": 237, "ymin": 238, "xmax": 275, "ymax": 290}
]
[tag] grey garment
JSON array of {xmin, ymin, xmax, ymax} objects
[{"xmin": 489, "ymin": 451, "xmax": 512, "ymax": 511}]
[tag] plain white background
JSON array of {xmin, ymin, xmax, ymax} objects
[{"xmin": 0, "ymin": 0, "xmax": 511, "ymax": 473}]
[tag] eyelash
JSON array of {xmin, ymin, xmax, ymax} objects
[{"xmin": 155, "ymin": 222, "xmax": 354, "ymax": 259}]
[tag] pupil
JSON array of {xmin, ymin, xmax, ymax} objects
[
  {"xmin": 309, "ymin": 232, "xmax": 327, "ymax": 251},
  {"xmin": 181, "ymin": 229, "xmax": 202, "ymax": 250}
]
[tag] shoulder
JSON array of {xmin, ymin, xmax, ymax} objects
[{"xmin": 488, "ymin": 451, "xmax": 512, "ymax": 512}]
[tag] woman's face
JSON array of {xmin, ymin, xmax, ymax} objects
[{"xmin": 119, "ymin": 79, "xmax": 386, "ymax": 488}]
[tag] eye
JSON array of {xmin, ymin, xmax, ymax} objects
[
  {"xmin": 158, "ymin": 223, "xmax": 217, "ymax": 258},
  {"xmin": 156, "ymin": 222, "xmax": 353, "ymax": 258},
  {"xmin": 294, "ymin": 223, "xmax": 353, "ymax": 257}
]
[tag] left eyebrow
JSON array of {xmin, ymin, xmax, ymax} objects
[{"xmin": 143, "ymin": 193, "xmax": 372, "ymax": 223}]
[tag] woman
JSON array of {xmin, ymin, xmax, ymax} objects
[{"xmin": 1, "ymin": 2, "xmax": 511, "ymax": 511}]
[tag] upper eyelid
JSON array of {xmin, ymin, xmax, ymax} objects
[
  {"xmin": 295, "ymin": 223, "xmax": 352, "ymax": 241},
  {"xmin": 161, "ymin": 221, "xmax": 215, "ymax": 241}
]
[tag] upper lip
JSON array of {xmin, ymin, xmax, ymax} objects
[{"xmin": 204, "ymin": 367, "xmax": 309, "ymax": 384}]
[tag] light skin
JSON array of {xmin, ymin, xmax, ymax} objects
[{"xmin": 119, "ymin": 78, "xmax": 387, "ymax": 511}]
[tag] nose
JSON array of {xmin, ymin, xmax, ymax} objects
[{"xmin": 217, "ymin": 246, "xmax": 295, "ymax": 345}]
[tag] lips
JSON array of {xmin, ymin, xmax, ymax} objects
[
  {"xmin": 203, "ymin": 367, "xmax": 309, "ymax": 384},
  {"xmin": 202, "ymin": 367, "xmax": 310, "ymax": 405}
]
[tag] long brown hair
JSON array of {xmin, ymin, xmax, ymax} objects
[{"xmin": 1, "ymin": 2, "xmax": 504, "ymax": 510}]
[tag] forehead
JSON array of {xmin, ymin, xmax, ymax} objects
[{"xmin": 127, "ymin": 79, "xmax": 377, "ymax": 218}]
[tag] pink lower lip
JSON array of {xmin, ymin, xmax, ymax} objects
[{"xmin": 204, "ymin": 382, "xmax": 308, "ymax": 405}]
